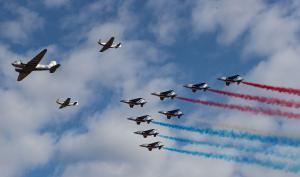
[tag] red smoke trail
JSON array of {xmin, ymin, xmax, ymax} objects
[
  {"xmin": 176, "ymin": 96, "xmax": 300, "ymax": 120},
  {"xmin": 208, "ymin": 88, "xmax": 300, "ymax": 108},
  {"xmin": 242, "ymin": 81, "xmax": 300, "ymax": 96}
]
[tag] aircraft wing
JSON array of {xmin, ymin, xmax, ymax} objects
[
  {"xmin": 17, "ymin": 72, "xmax": 31, "ymax": 81},
  {"xmin": 100, "ymin": 37, "xmax": 114, "ymax": 52},
  {"xmin": 100, "ymin": 46, "xmax": 110, "ymax": 52},
  {"xmin": 65, "ymin": 98, "xmax": 71, "ymax": 104}
]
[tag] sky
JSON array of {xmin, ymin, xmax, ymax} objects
[{"xmin": 1, "ymin": 0, "xmax": 300, "ymax": 177}]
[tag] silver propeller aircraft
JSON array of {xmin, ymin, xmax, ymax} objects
[
  {"xmin": 56, "ymin": 98, "xmax": 78, "ymax": 109},
  {"xmin": 98, "ymin": 37, "xmax": 122, "ymax": 52},
  {"xmin": 158, "ymin": 109, "xmax": 184, "ymax": 119},
  {"xmin": 184, "ymin": 82, "xmax": 209, "ymax": 92},
  {"xmin": 151, "ymin": 90, "xmax": 177, "ymax": 100},
  {"xmin": 140, "ymin": 141, "xmax": 164, "ymax": 151},
  {"xmin": 121, "ymin": 98, "xmax": 147, "ymax": 108},
  {"xmin": 127, "ymin": 115, "xmax": 153, "ymax": 125},
  {"xmin": 134, "ymin": 129, "xmax": 159, "ymax": 138},
  {"xmin": 12, "ymin": 49, "xmax": 61, "ymax": 81},
  {"xmin": 218, "ymin": 75, "xmax": 244, "ymax": 86}
]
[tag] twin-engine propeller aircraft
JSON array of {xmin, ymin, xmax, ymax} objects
[
  {"xmin": 218, "ymin": 75, "xmax": 244, "ymax": 86},
  {"xmin": 127, "ymin": 115, "xmax": 153, "ymax": 125},
  {"xmin": 121, "ymin": 98, "xmax": 147, "ymax": 108},
  {"xmin": 12, "ymin": 49, "xmax": 61, "ymax": 81},
  {"xmin": 158, "ymin": 109, "xmax": 184, "ymax": 119},
  {"xmin": 183, "ymin": 82, "xmax": 209, "ymax": 92},
  {"xmin": 56, "ymin": 98, "xmax": 78, "ymax": 109},
  {"xmin": 98, "ymin": 37, "xmax": 122, "ymax": 52},
  {"xmin": 134, "ymin": 129, "xmax": 159, "ymax": 138},
  {"xmin": 140, "ymin": 141, "xmax": 164, "ymax": 151},
  {"xmin": 151, "ymin": 90, "xmax": 176, "ymax": 101}
]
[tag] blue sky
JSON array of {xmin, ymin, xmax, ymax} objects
[{"xmin": 1, "ymin": 1, "xmax": 300, "ymax": 177}]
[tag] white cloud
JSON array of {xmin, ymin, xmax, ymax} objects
[{"xmin": 0, "ymin": 5, "xmax": 44, "ymax": 42}]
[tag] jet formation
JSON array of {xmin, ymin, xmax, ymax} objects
[{"xmin": 123, "ymin": 75, "xmax": 244, "ymax": 151}]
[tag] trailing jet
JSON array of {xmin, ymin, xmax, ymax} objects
[
  {"xmin": 151, "ymin": 90, "xmax": 176, "ymax": 101},
  {"xmin": 120, "ymin": 98, "xmax": 147, "ymax": 108},
  {"xmin": 56, "ymin": 98, "xmax": 78, "ymax": 109},
  {"xmin": 98, "ymin": 37, "xmax": 122, "ymax": 52},
  {"xmin": 158, "ymin": 109, "xmax": 184, "ymax": 119},
  {"xmin": 12, "ymin": 49, "xmax": 60, "ymax": 81},
  {"xmin": 183, "ymin": 82, "xmax": 209, "ymax": 92},
  {"xmin": 140, "ymin": 141, "xmax": 164, "ymax": 151},
  {"xmin": 218, "ymin": 75, "xmax": 244, "ymax": 86},
  {"xmin": 127, "ymin": 115, "xmax": 153, "ymax": 125},
  {"xmin": 134, "ymin": 129, "xmax": 159, "ymax": 138}
]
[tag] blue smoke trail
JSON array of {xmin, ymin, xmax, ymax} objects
[
  {"xmin": 159, "ymin": 135, "xmax": 300, "ymax": 160},
  {"xmin": 152, "ymin": 121, "xmax": 300, "ymax": 147},
  {"xmin": 163, "ymin": 147, "xmax": 300, "ymax": 173}
]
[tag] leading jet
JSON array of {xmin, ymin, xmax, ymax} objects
[
  {"xmin": 218, "ymin": 75, "xmax": 244, "ymax": 86},
  {"xmin": 140, "ymin": 141, "xmax": 164, "ymax": 151},
  {"xmin": 158, "ymin": 109, "xmax": 184, "ymax": 119},
  {"xmin": 12, "ymin": 49, "xmax": 61, "ymax": 81},
  {"xmin": 120, "ymin": 98, "xmax": 147, "ymax": 108},
  {"xmin": 134, "ymin": 129, "xmax": 159, "ymax": 138},
  {"xmin": 151, "ymin": 90, "xmax": 176, "ymax": 101},
  {"xmin": 127, "ymin": 115, "xmax": 153, "ymax": 125},
  {"xmin": 183, "ymin": 82, "xmax": 209, "ymax": 92},
  {"xmin": 98, "ymin": 37, "xmax": 122, "ymax": 52},
  {"xmin": 56, "ymin": 98, "xmax": 78, "ymax": 109}
]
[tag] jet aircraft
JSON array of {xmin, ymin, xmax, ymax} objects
[
  {"xmin": 120, "ymin": 98, "xmax": 147, "ymax": 108},
  {"xmin": 127, "ymin": 115, "xmax": 153, "ymax": 125},
  {"xmin": 12, "ymin": 49, "xmax": 60, "ymax": 81},
  {"xmin": 158, "ymin": 109, "xmax": 184, "ymax": 119},
  {"xmin": 183, "ymin": 82, "xmax": 209, "ymax": 92},
  {"xmin": 218, "ymin": 75, "xmax": 244, "ymax": 86},
  {"xmin": 140, "ymin": 141, "xmax": 164, "ymax": 151},
  {"xmin": 151, "ymin": 90, "xmax": 176, "ymax": 100},
  {"xmin": 98, "ymin": 37, "xmax": 122, "ymax": 52},
  {"xmin": 134, "ymin": 129, "xmax": 159, "ymax": 138},
  {"xmin": 56, "ymin": 98, "xmax": 78, "ymax": 109}
]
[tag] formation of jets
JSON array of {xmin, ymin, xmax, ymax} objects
[
  {"xmin": 123, "ymin": 74, "xmax": 245, "ymax": 151},
  {"xmin": 12, "ymin": 37, "xmax": 121, "ymax": 109}
]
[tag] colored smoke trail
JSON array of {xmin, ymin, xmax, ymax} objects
[
  {"xmin": 159, "ymin": 135, "xmax": 300, "ymax": 160},
  {"xmin": 208, "ymin": 88, "xmax": 300, "ymax": 108},
  {"xmin": 176, "ymin": 96, "xmax": 300, "ymax": 120},
  {"xmin": 242, "ymin": 81, "xmax": 300, "ymax": 96},
  {"xmin": 152, "ymin": 121, "xmax": 300, "ymax": 147},
  {"xmin": 163, "ymin": 147, "xmax": 300, "ymax": 173}
]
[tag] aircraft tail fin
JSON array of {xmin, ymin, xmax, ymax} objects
[
  {"xmin": 49, "ymin": 61, "xmax": 60, "ymax": 73},
  {"xmin": 115, "ymin": 43, "xmax": 122, "ymax": 48},
  {"xmin": 73, "ymin": 102, "xmax": 79, "ymax": 106}
]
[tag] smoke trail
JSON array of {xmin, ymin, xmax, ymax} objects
[
  {"xmin": 208, "ymin": 88, "xmax": 300, "ymax": 108},
  {"xmin": 159, "ymin": 135, "xmax": 300, "ymax": 160},
  {"xmin": 152, "ymin": 121, "xmax": 300, "ymax": 147},
  {"xmin": 176, "ymin": 96, "xmax": 300, "ymax": 120},
  {"xmin": 242, "ymin": 81, "xmax": 300, "ymax": 96},
  {"xmin": 163, "ymin": 147, "xmax": 300, "ymax": 173}
]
